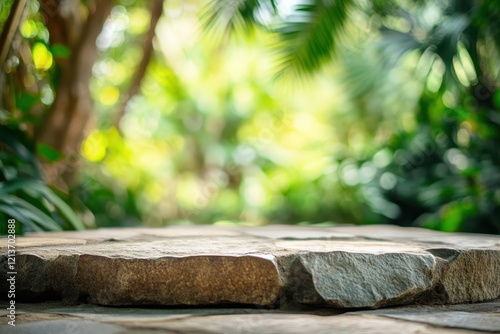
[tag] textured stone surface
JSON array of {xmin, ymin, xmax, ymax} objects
[
  {"xmin": 0, "ymin": 237, "xmax": 87, "ymax": 251},
  {"xmin": 352, "ymin": 302, "xmax": 500, "ymax": 332},
  {"xmin": 1, "ymin": 319, "xmax": 124, "ymax": 334},
  {"xmin": 287, "ymin": 244, "xmax": 436, "ymax": 308},
  {"xmin": 1, "ymin": 301, "xmax": 498, "ymax": 333},
  {"xmin": 379, "ymin": 311, "xmax": 500, "ymax": 332},
  {"xmin": 7, "ymin": 238, "xmax": 285, "ymax": 306},
  {"xmin": 125, "ymin": 314, "xmax": 485, "ymax": 334},
  {"xmin": 1, "ymin": 225, "xmax": 499, "ymax": 309},
  {"xmin": 436, "ymin": 249, "xmax": 500, "ymax": 304},
  {"xmin": 77, "ymin": 254, "xmax": 282, "ymax": 306}
]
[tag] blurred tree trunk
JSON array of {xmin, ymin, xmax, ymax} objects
[
  {"xmin": 36, "ymin": 0, "xmax": 164, "ymax": 190},
  {"xmin": 0, "ymin": 0, "xmax": 29, "ymax": 111},
  {"xmin": 36, "ymin": 0, "xmax": 113, "ymax": 190},
  {"xmin": 0, "ymin": 0, "xmax": 28, "ymax": 75}
]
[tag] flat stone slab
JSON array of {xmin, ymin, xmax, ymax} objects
[
  {"xmin": 1, "ymin": 225, "xmax": 499, "ymax": 309},
  {"xmin": 1, "ymin": 301, "xmax": 499, "ymax": 333},
  {"xmin": 353, "ymin": 302, "xmax": 500, "ymax": 332}
]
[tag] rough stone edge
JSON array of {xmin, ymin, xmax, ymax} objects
[{"xmin": 2, "ymin": 245, "xmax": 499, "ymax": 310}]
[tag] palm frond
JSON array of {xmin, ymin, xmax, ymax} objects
[
  {"xmin": 376, "ymin": 13, "xmax": 472, "ymax": 92},
  {"xmin": 202, "ymin": 0, "xmax": 278, "ymax": 40},
  {"xmin": 423, "ymin": 14, "xmax": 470, "ymax": 88},
  {"xmin": 0, "ymin": 194, "xmax": 63, "ymax": 231},
  {"xmin": 377, "ymin": 28, "xmax": 422, "ymax": 66},
  {"xmin": 273, "ymin": 0, "xmax": 354, "ymax": 77},
  {"xmin": 0, "ymin": 179, "xmax": 85, "ymax": 231},
  {"xmin": 340, "ymin": 46, "xmax": 386, "ymax": 100}
]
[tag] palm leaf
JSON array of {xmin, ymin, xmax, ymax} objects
[
  {"xmin": 377, "ymin": 28, "xmax": 422, "ymax": 66},
  {"xmin": 0, "ymin": 204, "xmax": 44, "ymax": 232},
  {"xmin": 273, "ymin": 0, "xmax": 353, "ymax": 77},
  {"xmin": 203, "ymin": 0, "xmax": 278, "ymax": 39},
  {"xmin": 0, "ymin": 195, "xmax": 62, "ymax": 231},
  {"xmin": 423, "ymin": 14, "xmax": 470, "ymax": 88},
  {"xmin": 0, "ymin": 179, "xmax": 85, "ymax": 230},
  {"xmin": 204, "ymin": 0, "xmax": 352, "ymax": 76},
  {"xmin": 34, "ymin": 184, "xmax": 86, "ymax": 230},
  {"xmin": 340, "ymin": 46, "xmax": 386, "ymax": 100}
]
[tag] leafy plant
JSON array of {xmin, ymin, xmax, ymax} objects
[
  {"xmin": 0, "ymin": 0, "xmax": 88, "ymax": 234},
  {"xmin": 205, "ymin": 0, "xmax": 354, "ymax": 77},
  {"xmin": 0, "ymin": 125, "xmax": 85, "ymax": 234},
  {"xmin": 337, "ymin": 0, "xmax": 500, "ymax": 233},
  {"xmin": 203, "ymin": 0, "xmax": 500, "ymax": 233}
]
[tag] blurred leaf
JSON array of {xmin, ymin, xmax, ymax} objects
[
  {"xmin": 15, "ymin": 92, "xmax": 39, "ymax": 113},
  {"xmin": 0, "ymin": 125, "xmax": 42, "ymax": 178},
  {"xmin": 423, "ymin": 15, "xmax": 470, "ymax": 88},
  {"xmin": 33, "ymin": 183, "xmax": 86, "ymax": 230},
  {"xmin": 203, "ymin": 0, "xmax": 278, "ymax": 34},
  {"xmin": 49, "ymin": 43, "xmax": 70, "ymax": 58},
  {"xmin": 274, "ymin": 0, "xmax": 353, "ymax": 76},
  {"xmin": 37, "ymin": 143, "xmax": 63, "ymax": 162},
  {"xmin": 0, "ymin": 179, "xmax": 85, "ymax": 231},
  {"xmin": 0, "ymin": 159, "xmax": 17, "ymax": 180},
  {"xmin": 0, "ymin": 195, "xmax": 63, "ymax": 231},
  {"xmin": 378, "ymin": 28, "xmax": 422, "ymax": 64},
  {"xmin": 204, "ymin": 0, "xmax": 353, "ymax": 76},
  {"xmin": 0, "ymin": 204, "xmax": 43, "ymax": 232}
]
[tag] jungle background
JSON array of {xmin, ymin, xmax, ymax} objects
[{"xmin": 1, "ymin": 0, "xmax": 499, "ymax": 235}]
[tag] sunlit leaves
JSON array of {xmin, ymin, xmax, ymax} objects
[
  {"xmin": 98, "ymin": 86, "xmax": 120, "ymax": 106},
  {"xmin": 19, "ymin": 18, "xmax": 49, "ymax": 42},
  {"xmin": 82, "ymin": 131, "xmax": 108, "ymax": 162},
  {"xmin": 39, "ymin": 0, "xmax": 500, "ymax": 232},
  {"xmin": 204, "ymin": 0, "xmax": 354, "ymax": 77},
  {"xmin": 128, "ymin": 7, "xmax": 151, "ymax": 35},
  {"xmin": 20, "ymin": 19, "xmax": 38, "ymax": 38},
  {"xmin": 32, "ymin": 42, "xmax": 52, "ymax": 70}
]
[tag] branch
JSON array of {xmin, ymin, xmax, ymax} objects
[
  {"xmin": 114, "ymin": 0, "xmax": 164, "ymax": 130},
  {"xmin": 0, "ymin": 0, "xmax": 28, "ymax": 110},
  {"xmin": 0, "ymin": 0, "xmax": 28, "ymax": 68}
]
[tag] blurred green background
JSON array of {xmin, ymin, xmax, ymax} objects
[{"xmin": 1, "ymin": 0, "xmax": 499, "ymax": 234}]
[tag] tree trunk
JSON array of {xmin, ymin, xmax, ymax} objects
[
  {"xmin": 0, "ymin": 0, "xmax": 29, "ymax": 111},
  {"xmin": 36, "ymin": 0, "xmax": 113, "ymax": 190},
  {"xmin": 114, "ymin": 0, "xmax": 164, "ymax": 130}
]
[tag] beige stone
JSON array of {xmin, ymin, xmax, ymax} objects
[
  {"xmin": 116, "ymin": 313, "xmax": 486, "ymax": 334},
  {"xmin": 2, "ymin": 226, "xmax": 499, "ymax": 309},
  {"xmin": 351, "ymin": 302, "xmax": 500, "ymax": 332},
  {"xmin": 77, "ymin": 254, "xmax": 283, "ymax": 306},
  {"xmin": 2, "ymin": 301, "xmax": 499, "ymax": 333},
  {"xmin": 437, "ymin": 249, "xmax": 500, "ymax": 304},
  {"xmin": 0, "ymin": 237, "xmax": 86, "ymax": 251}
]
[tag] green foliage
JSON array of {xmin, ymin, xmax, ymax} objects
[
  {"xmin": 76, "ymin": 0, "xmax": 498, "ymax": 233},
  {"xmin": 37, "ymin": 143, "xmax": 62, "ymax": 162},
  {"xmin": 203, "ymin": 0, "xmax": 278, "ymax": 33},
  {"xmin": 2, "ymin": 0, "xmax": 499, "ymax": 234},
  {"xmin": 273, "ymin": 0, "xmax": 353, "ymax": 76},
  {"xmin": 205, "ymin": 0, "xmax": 354, "ymax": 77},
  {"xmin": 0, "ymin": 126, "xmax": 85, "ymax": 234},
  {"xmin": 339, "ymin": 0, "xmax": 500, "ymax": 233},
  {"xmin": 0, "ymin": 2, "xmax": 85, "ymax": 234}
]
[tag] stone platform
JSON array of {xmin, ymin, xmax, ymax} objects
[
  {"xmin": 1, "ymin": 225, "xmax": 499, "ymax": 333},
  {"xmin": 1, "ymin": 300, "xmax": 499, "ymax": 333}
]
